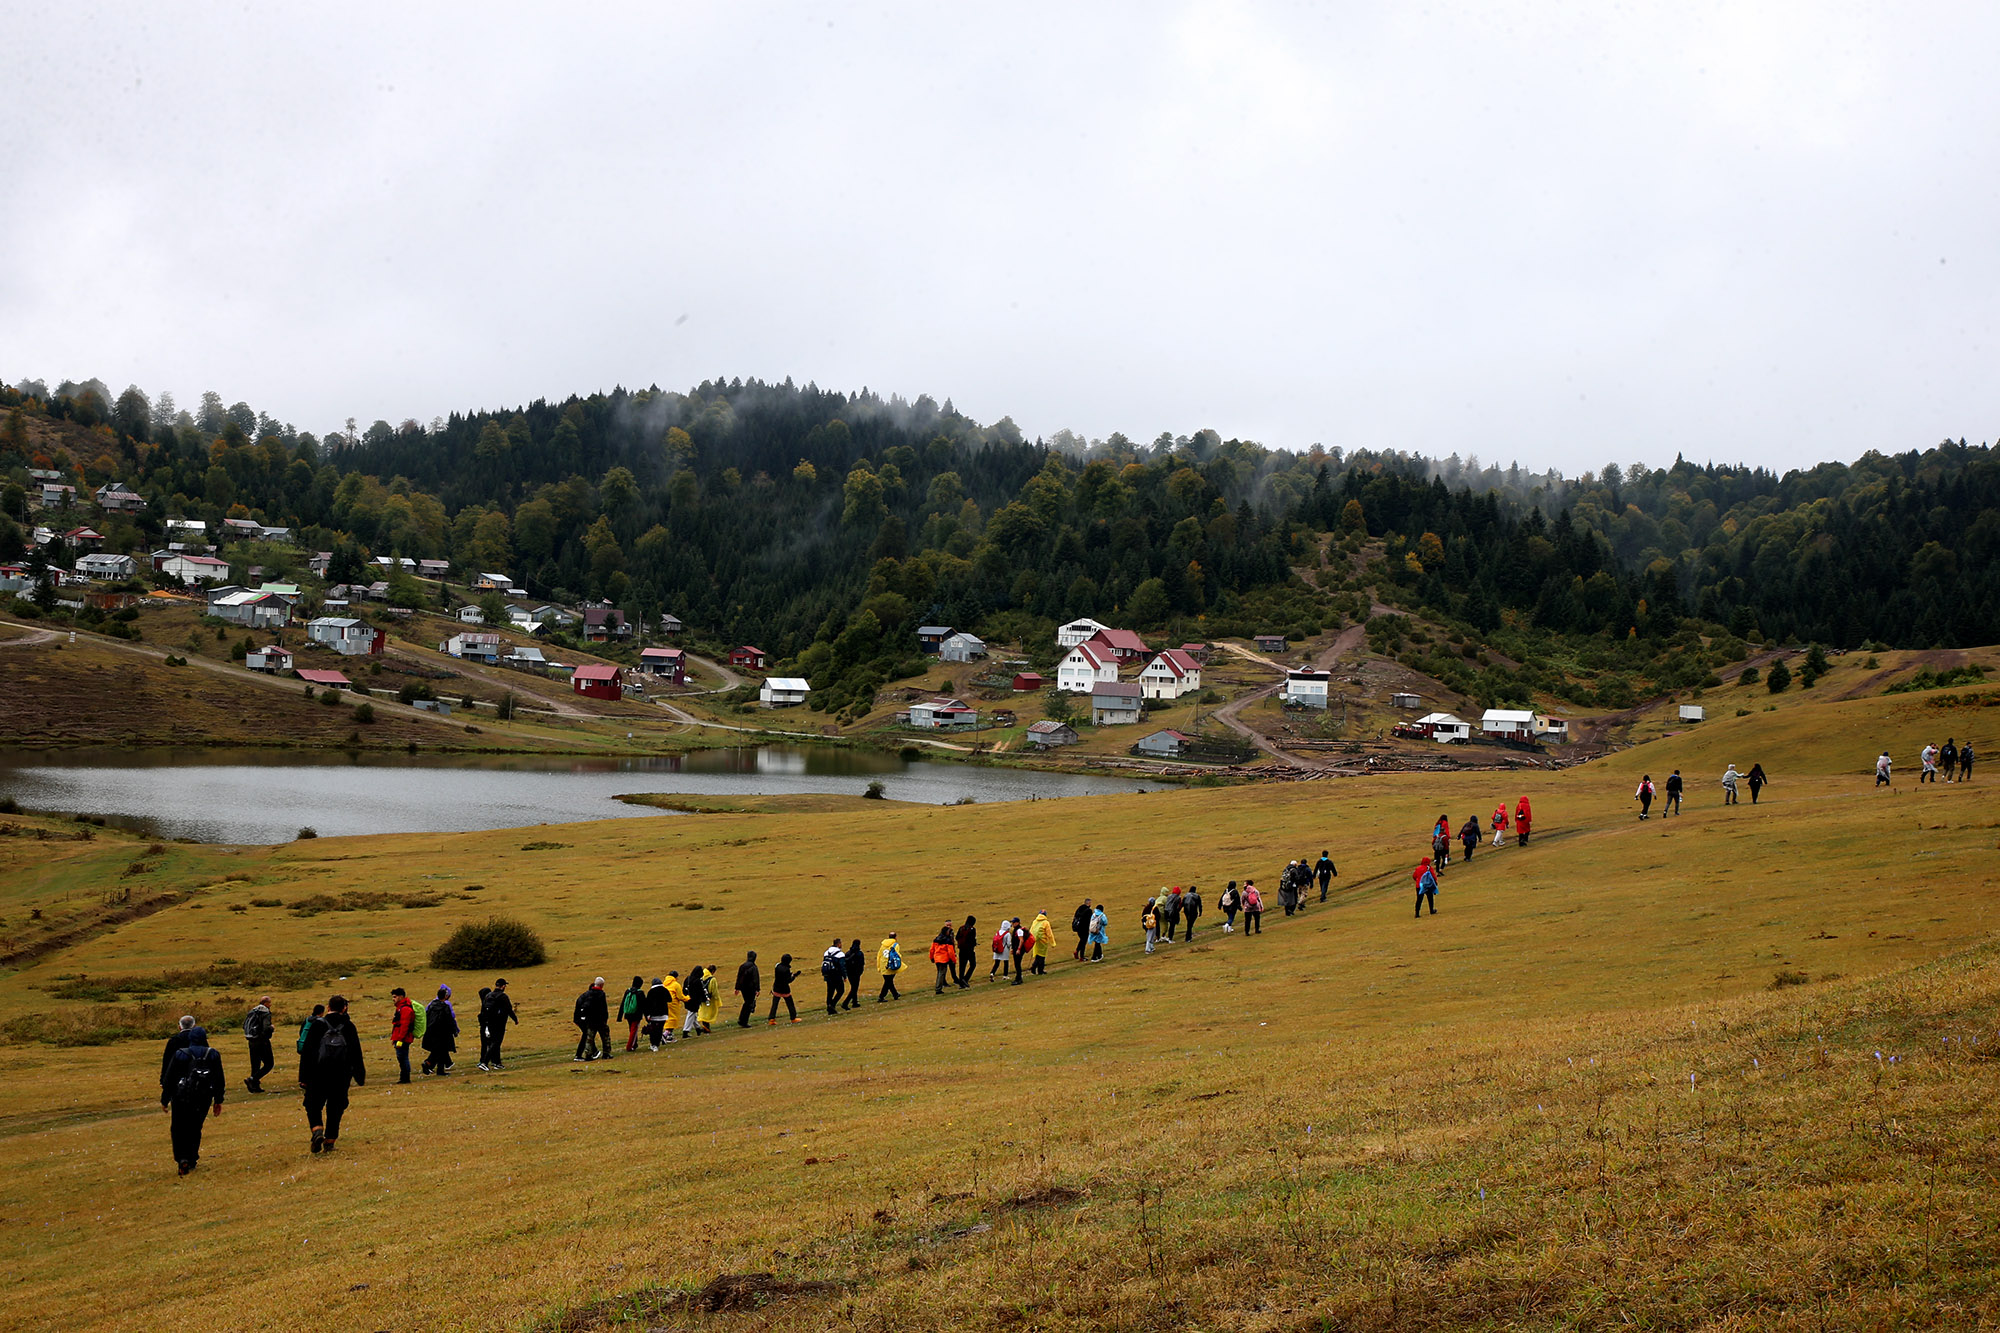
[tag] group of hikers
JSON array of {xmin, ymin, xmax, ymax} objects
[
  {"xmin": 1912, "ymin": 738, "xmax": 1976, "ymax": 784},
  {"xmin": 1630, "ymin": 763, "xmax": 1770, "ymax": 817},
  {"xmin": 1409, "ymin": 795, "xmax": 1535, "ymax": 917}
]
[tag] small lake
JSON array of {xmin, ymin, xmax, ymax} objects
[{"xmin": 0, "ymin": 746, "xmax": 1160, "ymax": 844}]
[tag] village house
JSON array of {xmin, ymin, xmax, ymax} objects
[
  {"xmin": 38, "ymin": 482, "xmax": 76, "ymax": 508},
  {"xmin": 1178, "ymin": 642, "xmax": 1211, "ymax": 663},
  {"xmin": 1011, "ymin": 671, "xmax": 1045, "ymax": 692},
  {"xmin": 473, "ymin": 571, "xmax": 519, "ymax": 595},
  {"xmin": 95, "ymin": 482, "xmax": 145, "ymax": 512},
  {"xmin": 62, "ymin": 527, "xmax": 104, "ymax": 551},
  {"xmin": 1024, "ymin": 719, "xmax": 1079, "ymax": 749},
  {"xmin": 908, "ymin": 697, "xmax": 979, "ymax": 730},
  {"xmin": 571, "ymin": 663, "xmax": 624, "ymax": 701},
  {"xmin": 1390, "ymin": 691, "xmax": 1423, "ymax": 709},
  {"xmin": 75, "ymin": 552, "xmax": 137, "ymax": 580},
  {"xmin": 1536, "ymin": 715, "xmax": 1570, "ymax": 739},
  {"xmin": 1137, "ymin": 648, "xmax": 1202, "ymax": 700},
  {"xmin": 457, "ymin": 604, "xmax": 486, "ymax": 624},
  {"xmin": 759, "ymin": 676, "xmax": 810, "ymax": 708},
  {"xmin": 305, "ymin": 617, "xmax": 385, "ymax": 656},
  {"xmin": 1254, "ymin": 634, "xmax": 1289, "ymax": 654},
  {"xmin": 915, "ymin": 625, "xmax": 954, "ymax": 654},
  {"xmin": 160, "ymin": 553, "xmax": 232, "ymax": 586},
  {"xmin": 1481, "ymin": 708, "xmax": 1536, "ymax": 740},
  {"xmin": 658, "ymin": 613, "xmax": 683, "ymax": 638},
  {"xmin": 0, "ymin": 564, "xmax": 30, "ymax": 593},
  {"xmin": 1055, "ymin": 641, "xmax": 1119, "ymax": 693},
  {"xmin": 372, "ymin": 556, "xmax": 418, "ymax": 573},
  {"xmin": 1085, "ymin": 627, "xmax": 1149, "ymax": 665},
  {"xmin": 308, "ymin": 552, "xmax": 333, "ymax": 578},
  {"xmin": 503, "ymin": 644, "xmax": 547, "ymax": 669},
  {"xmin": 1091, "ymin": 681, "xmax": 1144, "ymax": 726},
  {"xmin": 164, "ymin": 518, "xmax": 206, "ymax": 539},
  {"xmin": 1135, "ymin": 728, "xmax": 1195, "ymax": 759},
  {"xmin": 580, "ymin": 607, "xmax": 629, "ymax": 643},
  {"xmin": 938, "ymin": 632, "xmax": 986, "ymax": 663},
  {"xmin": 1414, "ymin": 712, "xmax": 1472, "ymax": 743},
  {"xmin": 731, "ymin": 645, "xmax": 770, "ymax": 671},
  {"xmin": 1677, "ymin": 705, "xmax": 1705, "ymax": 724},
  {"xmin": 244, "ymin": 645, "xmax": 293, "ymax": 674},
  {"xmin": 443, "ymin": 631, "xmax": 503, "ymax": 662},
  {"xmin": 529, "ymin": 605, "xmax": 575, "ymax": 627},
  {"xmin": 207, "ymin": 587, "xmax": 292, "ymax": 630},
  {"xmin": 638, "ymin": 646, "xmax": 687, "ymax": 684},
  {"xmin": 1055, "ymin": 617, "xmax": 1109, "ymax": 649},
  {"xmin": 1282, "ymin": 669, "xmax": 1331, "ymax": 709},
  {"xmin": 222, "ymin": 517, "xmax": 264, "ymax": 541},
  {"xmin": 418, "ymin": 559, "xmax": 450, "ymax": 580},
  {"xmin": 296, "ymin": 668, "xmax": 351, "ymax": 690}
]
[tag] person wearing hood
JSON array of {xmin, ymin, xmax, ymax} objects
[
  {"xmin": 768, "ymin": 954, "xmax": 801, "ymax": 1023},
  {"xmin": 1179, "ymin": 886, "xmax": 1203, "ymax": 942},
  {"xmin": 1241, "ymin": 880, "xmax": 1263, "ymax": 934},
  {"xmin": 1087, "ymin": 903, "xmax": 1108, "ymax": 961},
  {"xmin": 1030, "ymin": 911, "xmax": 1056, "ymax": 974},
  {"xmin": 1070, "ymin": 899, "xmax": 1093, "ymax": 961},
  {"xmin": 422, "ymin": 985, "xmax": 459, "ymax": 1075},
  {"xmin": 642, "ymin": 978, "xmax": 671, "ymax": 1050},
  {"xmin": 241, "ymin": 995, "xmax": 274, "ymax": 1094},
  {"xmin": 1277, "ymin": 865, "xmax": 1299, "ymax": 918},
  {"xmin": 954, "ymin": 916, "xmax": 979, "ymax": 988},
  {"xmin": 820, "ymin": 939, "xmax": 847, "ymax": 1014},
  {"xmin": 843, "ymin": 938, "xmax": 865, "ymax": 1009},
  {"xmin": 298, "ymin": 994, "xmax": 364, "ymax": 1155},
  {"xmin": 989, "ymin": 920, "xmax": 1009, "ymax": 980},
  {"xmin": 1746, "ymin": 763, "xmax": 1769, "ymax": 804},
  {"xmin": 1459, "ymin": 815, "xmax": 1481, "ymax": 861},
  {"xmin": 929, "ymin": 924, "xmax": 959, "ymax": 994},
  {"xmin": 1413, "ymin": 856, "xmax": 1438, "ymax": 918},
  {"xmin": 389, "ymin": 988, "xmax": 416, "ymax": 1083},
  {"xmin": 1514, "ymin": 796, "xmax": 1533, "ymax": 845},
  {"xmin": 479, "ymin": 979, "xmax": 517, "ymax": 1069},
  {"xmin": 161, "ymin": 1023, "xmax": 225, "ymax": 1175},
  {"xmin": 876, "ymin": 933, "xmax": 906, "ymax": 1001},
  {"xmin": 734, "ymin": 952, "xmax": 761, "ymax": 1028},
  {"xmin": 1218, "ymin": 881, "xmax": 1240, "ymax": 933},
  {"xmin": 1314, "ymin": 851, "xmax": 1336, "ymax": 903},
  {"xmin": 620, "ymin": 975, "xmax": 646, "ymax": 1051},
  {"xmin": 1722, "ymin": 764, "xmax": 1741, "ymax": 806},
  {"xmin": 1876, "ymin": 750, "xmax": 1893, "ymax": 786},
  {"xmin": 572, "ymin": 978, "xmax": 610, "ymax": 1062},
  {"xmin": 698, "ymin": 965, "xmax": 720, "ymax": 1033},
  {"xmin": 1160, "ymin": 887, "xmax": 1184, "ymax": 941},
  {"xmin": 681, "ymin": 965, "xmax": 708, "ymax": 1040},
  {"xmin": 1143, "ymin": 898, "xmax": 1160, "ymax": 954},
  {"xmin": 663, "ymin": 970, "xmax": 688, "ymax": 1040},
  {"xmin": 1635, "ymin": 775, "xmax": 1655, "ymax": 819}
]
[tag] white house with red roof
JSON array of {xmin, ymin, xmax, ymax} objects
[
  {"xmin": 160, "ymin": 553, "xmax": 232, "ymax": 586},
  {"xmin": 908, "ymin": 697, "xmax": 979, "ymax": 730},
  {"xmin": 1055, "ymin": 641, "xmax": 1119, "ymax": 693},
  {"xmin": 1137, "ymin": 648, "xmax": 1202, "ymax": 700}
]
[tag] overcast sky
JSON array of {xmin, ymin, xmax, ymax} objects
[{"xmin": 5, "ymin": 3, "xmax": 1996, "ymax": 476}]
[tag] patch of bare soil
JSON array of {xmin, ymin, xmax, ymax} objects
[{"xmin": 550, "ymin": 1273, "xmax": 846, "ymax": 1330}]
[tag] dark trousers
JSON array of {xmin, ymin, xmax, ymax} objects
[
  {"xmin": 935, "ymin": 963, "xmax": 952, "ymax": 993},
  {"xmin": 843, "ymin": 974, "xmax": 861, "ymax": 1008},
  {"xmin": 878, "ymin": 973, "xmax": 901, "ymax": 1000},
  {"xmin": 1415, "ymin": 887, "xmax": 1436, "ymax": 916},
  {"xmin": 644, "ymin": 1019, "xmax": 665, "ymax": 1047},
  {"xmin": 482, "ymin": 1026, "xmax": 506, "ymax": 1065},
  {"xmin": 1090, "ymin": 939, "xmax": 1103, "ymax": 960},
  {"xmin": 304, "ymin": 1084, "xmax": 349, "ymax": 1140},
  {"xmin": 738, "ymin": 997, "xmax": 758, "ymax": 1027},
  {"xmin": 246, "ymin": 1037, "xmax": 274, "ymax": 1088},
  {"xmin": 1518, "ymin": 826, "xmax": 1530, "ymax": 845},
  {"xmin": 768, "ymin": 992, "xmax": 797, "ymax": 1020},
  {"xmin": 1282, "ymin": 901, "xmax": 1295, "ymax": 917},
  {"xmin": 170, "ymin": 1101, "xmax": 209, "ymax": 1164},
  {"xmin": 1245, "ymin": 909, "xmax": 1262, "ymax": 934},
  {"xmin": 1010, "ymin": 954, "xmax": 1024, "ymax": 984},
  {"xmin": 423, "ymin": 1044, "xmax": 453, "ymax": 1073},
  {"xmin": 1749, "ymin": 782, "xmax": 1763, "ymax": 804},
  {"xmin": 394, "ymin": 1040, "xmax": 411, "ymax": 1083},
  {"xmin": 955, "ymin": 956, "xmax": 975, "ymax": 987},
  {"xmin": 575, "ymin": 1024, "xmax": 608, "ymax": 1059},
  {"xmin": 1665, "ymin": 793, "xmax": 1680, "ymax": 815},
  {"xmin": 1876, "ymin": 772, "xmax": 1890, "ymax": 786},
  {"xmin": 1073, "ymin": 930, "xmax": 1087, "ymax": 961},
  {"xmin": 1640, "ymin": 795, "xmax": 1652, "ymax": 816},
  {"xmin": 1030, "ymin": 953, "xmax": 1046, "ymax": 975},
  {"xmin": 1181, "ymin": 916, "xmax": 1197, "ymax": 941},
  {"xmin": 825, "ymin": 973, "xmax": 843, "ymax": 1013},
  {"xmin": 1317, "ymin": 873, "xmax": 1332, "ymax": 901}
]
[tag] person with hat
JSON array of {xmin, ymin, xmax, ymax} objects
[
  {"xmin": 820, "ymin": 939, "xmax": 847, "ymax": 1014},
  {"xmin": 1413, "ymin": 855, "xmax": 1438, "ymax": 917},
  {"xmin": 1087, "ymin": 903, "xmax": 1108, "ymax": 960},
  {"xmin": 479, "ymin": 979, "xmax": 517, "ymax": 1069},
  {"xmin": 388, "ymin": 988, "xmax": 416, "ymax": 1083},
  {"xmin": 161, "ymin": 1023, "xmax": 225, "ymax": 1175}
]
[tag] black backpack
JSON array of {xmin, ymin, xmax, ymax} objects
[
  {"xmin": 170, "ymin": 1045, "xmax": 213, "ymax": 1106},
  {"xmin": 315, "ymin": 1019, "xmax": 350, "ymax": 1078},
  {"xmin": 821, "ymin": 950, "xmax": 843, "ymax": 978}
]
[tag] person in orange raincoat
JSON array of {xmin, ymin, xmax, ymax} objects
[
  {"xmin": 1514, "ymin": 796, "xmax": 1533, "ymax": 846},
  {"xmin": 1490, "ymin": 803, "xmax": 1509, "ymax": 848},
  {"xmin": 929, "ymin": 924, "xmax": 959, "ymax": 995}
]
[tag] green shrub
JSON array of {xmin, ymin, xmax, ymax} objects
[
  {"xmin": 429, "ymin": 917, "xmax": 548, "ymax": 970},
  {"xmin": 1738, "ymin": 666, "xmax": 1759, "ymax": 686},
  {"xmin": 864, "ymin": 780, "xmax": 887, "ymax": 800},
  {"xmin": 353, "ymin": 702, "xmax": 376, "ymax": 723},
  {"xmin": 319, "ymin": 690, "xmax": 342, "ymax": 707}
]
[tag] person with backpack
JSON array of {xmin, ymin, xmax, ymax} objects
[
  {"xmin": 733, "ymin": 951, "xmax": 761, "ymax": 1028},
  {"xmin": 1459, "ymin": 815, "xmax": 1480, "ymax": 862},
  {"xmin": 620, "ymin": 976, "xmax": 646, "ymax": 1051},
  {"xmin": 1180, "ymin": 886, "xmax": 1202, "ymax": 941},
  {"xmin": 820, "ymin": 939, "xmax": 846, "ymax": 1015},
  {"xmin": 1070, "ymin": 900, "xmax": 1093, "ymax": 961},
  {"xmin": 767, "ymin": 955, "xmax": 800, "ymax": 1024},
  {"xmin": 161, "ymin": 1024, "xmax": 225, "ymax": 1175},
  {"xmin": 1434, "ymin": 817, "xmax": 1452, "ymax": 867},
  {"xmin": 643, "ymin": 978, "xmax": 671, "ymax": 1050},
  {"xmin": 298, "ymin": 995, "xmax": 364, "ymax": 1155},
  {"xmin": 388, "ymin": 988, "xmax": 416, "ymax": 1083},
  {"xmin": 572, "ymin": 978, "xmax": 610, "ymax": 1062},
  {"xmin": 1635, "ymin": 775, "xmax": 1655, "ymax": 819},
  {"xmin": 1241, "ymin": 880, "xmax": 1263, "ymax": 934},
  {"xmin": 298, "ymin": 1003, "xmax": 326, "ymax": 1061},
  {"xmin": 241, "ymin": 996, "xmax": 274, "ymax": 1094},
  {"xmin": 989, "ymin": 920, "xmax": 1010, "ymax": 980},
  {"xmin": 842, "ymin": 938, "xmax": 865, "ymax": 1009},
  {"xmin": 1008, "ymin": 918, "xmax": 1031, "ymax": 985},
  {"xmin": 1920, "ymin": 743, "xmax": 1938, "ymax": 784},
  {"xmin": 1143, "ymin": 898, "xmax": 1161, "ymax": 954},
  {"xmin": 1514, "ymin": 796, "xmax": 1533, "ymax": 846},
  {"xmin": 1960, "ymin": 743, "xmax": 1974, "ymax": 781},
  {"xmin": 1314, "ymin": 851, "xmax": 1336, "ymax": 902},
  {"xmin": 1490, "ymin": 803, "xmax": 1509, "ymax": 847},
  {"xmin": 930, "ymin": 924, "xmax": 959, "ymax": 994},
  {"xmin": 1747, "ymin": 763, "xmax": 1769, "ymax": 804},
  {"xmin": 1087, "ymin": 903, "xmax": 1108, "ymax": 961},
  {"xmin": 1663, "ymin": 771, "xmax": 1683, "ymax": 817},
  {"xmin": 422, "ymin": 985, "xmax": 459, "ymax": 1075},
  {"xmin": 681, "ymin": 965, "xmax": 708, "ymax": 1041},
  {"xmin": 1413, "ymin": 857, "xmax": 1438, "ymax": 918},
  {"xmin": 160, "ymin": 1014, "xmax": 198, "ymax": 1096},
  {"xmin": 479, "ymin": 980, "xmax": 517, "ymax": 1069},
  {"xmin": 954, "ymin": 916, "xmax": 979, "ymax": 988},
  {"xmin": 1031, "ymin": 911, "xmax": 1056, "ymax": 974},
  {"xmin": 1941, "ymin": 739, "xmax": 1958, "ymax": 784},
  {"xmin": 1218, "ymin": 881, "xmax": 1240, "ymax": 933},
  {"xmin": 877, "ymin": 933, "xmax": 906, "ymax": 1000}
]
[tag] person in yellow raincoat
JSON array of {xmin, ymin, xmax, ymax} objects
[
  {"xmin": 1029, "ymin": 911, "xmax": 1056, "ymax": 976},
  {"xmin": 875, "ymin": 933, "xmax": 905, "ymax": 1002},
  {"xmin": 662, "ymin": 970, "xmax": 687, "ymax": 1043},
  {"xmin": 696, "ymin": 965, "xmax": 719, "ymax": 1034}
]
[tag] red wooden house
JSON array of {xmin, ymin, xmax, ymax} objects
[
  {"xmin": 571, "ymin": 663, "xmax": 624, "ymax": 701},
  {"xmin": 730, "ymin": 645, "xmax": 769, "ymax": 670}
]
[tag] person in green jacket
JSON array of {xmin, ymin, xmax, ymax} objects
[{"xmin": 620, "ymin": 976, "xmax": 645, "ymax": 1051}]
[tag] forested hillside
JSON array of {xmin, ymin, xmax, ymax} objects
[{"xmin": 4, "ymin": 374, "xmax": 1996, "ymax": 709}]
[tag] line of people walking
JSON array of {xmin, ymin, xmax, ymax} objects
[{"xmin": 1412, "ymin": 795, "xmax": 1534, "ymax": 918}]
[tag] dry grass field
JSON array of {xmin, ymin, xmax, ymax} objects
[{"xmin": 0, "ymin": 683, "xmax": 1996, "ymax": 1330}]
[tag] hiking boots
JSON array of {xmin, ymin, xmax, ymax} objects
[{"xmin": 310, "ymin": 1127, "xmax": 325, "ymax": 1154}]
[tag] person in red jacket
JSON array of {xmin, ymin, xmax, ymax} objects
[
  {"xmin": 929, "ymin": 924, "xmax": 959, "ymax": 995},
  {"xmin": 1412, "ymin": 856, "xmax": 1438, "ymax": 917},
  {"xmin": 1515, "ymin": 796, "xmax": 1533, "ymax": 846},
  {"xmin": 388, "ymin": 988, "xmax": 415, "ymax": 1084}
]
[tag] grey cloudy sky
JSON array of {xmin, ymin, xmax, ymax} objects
[{"xmin": 5, "ymin": 3, "xmax": 1996, "ymax": 475}]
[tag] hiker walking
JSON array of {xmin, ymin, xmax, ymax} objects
[
  {"xmin": 1921, "ymin": 743, "xmax": 1938, "ymax": 783},
  {"xmin": 842, "ymin": 938, "xmax": 865, "ymax": 1009},
  {"xmin": 160, "ymin": 1014, "xmax": 198, "ymax": 1096},
  {"xmin": 767, "ymin": 955, "xmax": 800, "ymax": 1024},
  {"xmin": 298, "ymin": 995, "xmax": 364, "ymax": 1155},
  {"xmin": 989, "ymin": 920, "xmax": 1009, "ymax": 980},
  {"xmin": 1412, "ymin": 857, "xmax": 1438, "ymax": 918},
  {"xmin": 954, "ymin": 916, "xmax": 979, "ymax": 988},
  {"xmin": 1721, "ymin": 765, "xmax": 1740, "ymax": 806},
  {"xmin": 1070, "ymin": 900, "xmax": 1092, "ymax": 961},
  {"xmin": 483, "ymin": 980, "xmax": 517, "ymax": 1067},
  {"xmin": 662, "ymin": 970, "xmax": 687, "ymax": 1042},
  {"xmin": 877, "ymin": 933, "xmax": 906, "ymax": 1001},
  {"xmin": 620, "ymin": 976, "xmax": 646, "ymax": 1051},
  {"xmin": 1241, "ymin": 881, "xmax": 1263, "ymax": 934},
  {"xmin": 1314, "ymin": 850, "xmax": 1336, "ymax": 902},
  {"xmin": 697, "ymin": 965, "xmax": 719, "ymax": 1034},
  {"xmin": 1218, "ymin": 881, "xmax": 1240, "ymax": 933},
  {"xmin": 643, "ymin": 978, "xmax": 671, "ymax": 1049},
  {"xmin": 1941, "ymin": 739, "xmax": 1959, "ymax": 783},
  {"xmin": 389, "ymin": 988, "xmax": 415, "ymax": 1083},
  {"xmin": 242, "ymin": 995, "xmax": 274, "ymax": 1094},
  {"xmin": 930, "ymin": 924, "xmax": 959, "ymax": 994},
  {"xmin": 1459, "ymin": 815, "xmax": 1480, "ymax": 862},
  {"xmin": 1180, "ymin": 885, "xmax": 1202, "ymax": 941},
  {"xmin": 1960, "ymin": 743, "xmax": 1974, "ymax": 781},
  {"xmin": 1087, "ymin": 903, "xmax": 1108, "ymax": 961},
  {"xmin": 1746, "ymin": 763, "xmax": 1769, "ymax": 804},
  {"xmin": 1143, "ymin": 898, "xmax": 1160, "ymax": 954},
  {"xmin": 1031, "ymin": 911, "xmax": 1056, "ymax": 974},
  {"xmin": 571, "ymin": 979, "xmax": 610, "ymax": 1062},
  {"xmin": 1490, "ymin": 803, "xmax": 1509, "ymax": 847},
  {"xmin": 1876, "ymin": 750, "xmax": 1893, "ymax": 786},
  {"xmin": 1431, "ymin": 819, "xmax": 1450, "ymax": 869},
  {"xmin": 734, "ymin": 952, "xmax": 761, "ymax": 1028},
  {"xmin": 1663, "ymin": 771, "xmax": 1683, "ymax": 816},
  {"xmin": 1514, "ymin": 796, "xmax": 1533, "ymax": 846},
  {"xmin": 1008, "ymin": 918, "xmax": 1030, "ymax": 984},
  {"xmin": 422, "ymin": 985, "xmax": 459, "ymax": 1075},
  {"xmin": 680, "ymin": 965, "xmax": 707, "ymax": 1040},
  {"xmin": 1636, "ymin": 775, "xmax": 1655, "ymax": 819},
  {"xmin": 1161, "ymin": 887, "xmax": 1184, "ymax": 940},
  {"xmin": 821, "ymin": 940, "xmax": 847, "ymax": 1013},
  {"xmin": 162, "ymin": 1024, "xmax": 224, "ymax": 1176},
  {"xmin": 1277, "ymin": 866, "xmax": 1299, "ymax": 918}
]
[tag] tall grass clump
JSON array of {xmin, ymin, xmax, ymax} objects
[{"xmin": 430, "ymin": 917, "xmax": 547, "ymax": 970}]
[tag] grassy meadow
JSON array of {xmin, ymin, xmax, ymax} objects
[{"xmin": 0, "ymin": 684, "xmax": 1997, "ymax": 1330}]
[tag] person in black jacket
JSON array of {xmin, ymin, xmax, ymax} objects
[
  {"xmin": 478, "ymin": 979, "xmax": 517, "ymax": 1069},
  {"xmin": 298, "ymin": 996, "xmax": 364, "ymax": 1155},
  {"xmin": 572, "ymin": 978, "xmax": 611, "ymax": 1061},
  {"xmin": 1663, "ymin": 769, "xmax": 1684, "ymax": 816},
  {"xmin": 642, "ymin": 978, "xmax": 671, "ymax": 1050},
  {"xmin": 819, "ymin": 939, "xmax": 846, "ymax": 1015},
  {"xmin": 1181, "ymin": 885, "xmax": 1203, "ymax": 941},
  {"xmin": 682, "ymin": 965, "xmax": 708, "ymax": 1040},
  {"xmin": 159, "ymin": 1014, "xmax": 197, "ymax": 1096},
  {"xmin": 422, "ymin": 985, "xmax": 459, "ymax": 1075},
  {"xmin": 1070, "ymin": 900, "xmax": 1092, "ymax": 961},
  {"xmin": 767, "ymin": 954, "xmax": 799, "ymax": 1024},
  {"xmin": 954, "ymin": 916, "xmax": 979, "ymax": 988},
  {"xmin": 733, "ymin": 952, "xmax": 760, "ymax": 1028},
  {"xmin": 161, "ymin": 1024, "xmax": 225, "ymax": 1175},
  {"xmin": 242, "ymin": 995, "xmax": 275, "ymax": 1093},
  {"xmin": 842, "ymin": 937, "xmax": 865, "ymax": 1009},
  {"xmin": 1315, "ymin": 851, "xmax": 1337, "ymax": 902}
]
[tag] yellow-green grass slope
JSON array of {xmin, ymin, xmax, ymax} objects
[{"xmin": 0, "ymin": 685, "xmax": 1997, "ymax": 1330}]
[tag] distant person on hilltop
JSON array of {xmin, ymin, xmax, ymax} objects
[
  {"xmin": 389, "ymin": 988, "xmax": 415, "ymax": 1083},
  {"xmin": 1663, "ymin": 771, "xmax": 1683, "ymax": 817},
  {"xmin": 1143, "ymin": 897, "xmax": 1160, "ymax": 954},
  {"xmin": 1920, "ymin": 743, "xmax": 1939, "ymax": 784},
  {"xmin": 1430, "ymin": 823, "xmax": 1449, "ymax": 871},
  {"xmin": 1008, "ymin": 917, "xmax": 1030, "ymax": 984},
  {"xmin": 842, "ymin": 938, "xmax": 865, "ymax": 1009},
  {"xmin": 641, "ymin": 977, "xmax": 669, "ymax": 1049},
  {"xmin": 681, "ymin": 965, "xmax": 707, "ymax": 1041},
  {"xmin": 1721, "ymin": 765, "xmax": 1740, "ymax": 806},
  {"xmin": 1161, "ymin": 886, "xmax": 1184, "ymax": 940},
  {"xmin": 1960, "ymin": 743, "xmax": 1975, "ymax": 781},
  {"xmin": 698, "ymin": 964, "xmax": 720, "ymax": 1033},
  {"xmin": 1636, "ymin": 775, "xmax": 1655, "ymax": 819},
  {"xmin": 954, "ymin": 916, "xmax": 979, "ymax": 988},
  {"xmin": 1277, "ymin": 864, "xmax": 1300, "ymax": 918},
  {"xmin": 820, "ymin": 939, "xmax": 846, "ymax": 1014},
  {"xmin": 989, "ymin": 920, "xmax": 1009, "ymax": 980},
  {"xmin": 1180, "ymin": 886, "xmax": 1202, "ymax": 941},
  {"xmin": 1746, "ymin": 763, "xmax": 1769, "ymax": 805},
  {"xmin": 1315, "ymin": 850, "xmax": 1337, "ymax": 902},
  {"xmin": 1031, "ymin": 911, "xmax": 1056, "ymax": 972},
  {"xmin": 298, "ymin": 995, "xmax": 364, "ymax": 1155},
  {"xmin": 161, "ymin": 1023, "xmax": 224, "ymax": 1176},
  {"xmin": 1218, "ymin": 881, "xmax": 1240, "ymax": 933},
  {"xmin": 1435, "ymin": 817, "xmax": 1452, "ymax": 867},
  {"xmin": 481, "ymin": 979, "xmax": 517, "ymax": 1068},
  {"xmin": 241, "ymin": 995, "xmax": 274, "ymax": 1094},
  {"xmin": 571, "ymin": 978, "xmax": 609, "ymax": 1061},
  {"xmin": 1087, "ymin": 903, "xmax": 1108, "ymax": 961},
  {"xmin": 1413, "ymin": 856, "xmax": 1438, "ymax": 918},
  {"xmin": 767, "ymin": 954, "xmax": 799, "ymax": 1024},
  {"xmin": 1514, "ymin": 796, "xmax": 1533, "ymax": 845},
  {"xmin": 1876, "ymin": 750, "xmax": 1893, "ymax": 786}
]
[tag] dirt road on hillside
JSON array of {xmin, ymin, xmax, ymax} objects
[{"xmin": 1209, "ymin": 623, "xmax": 1369, "ymax": 768}]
